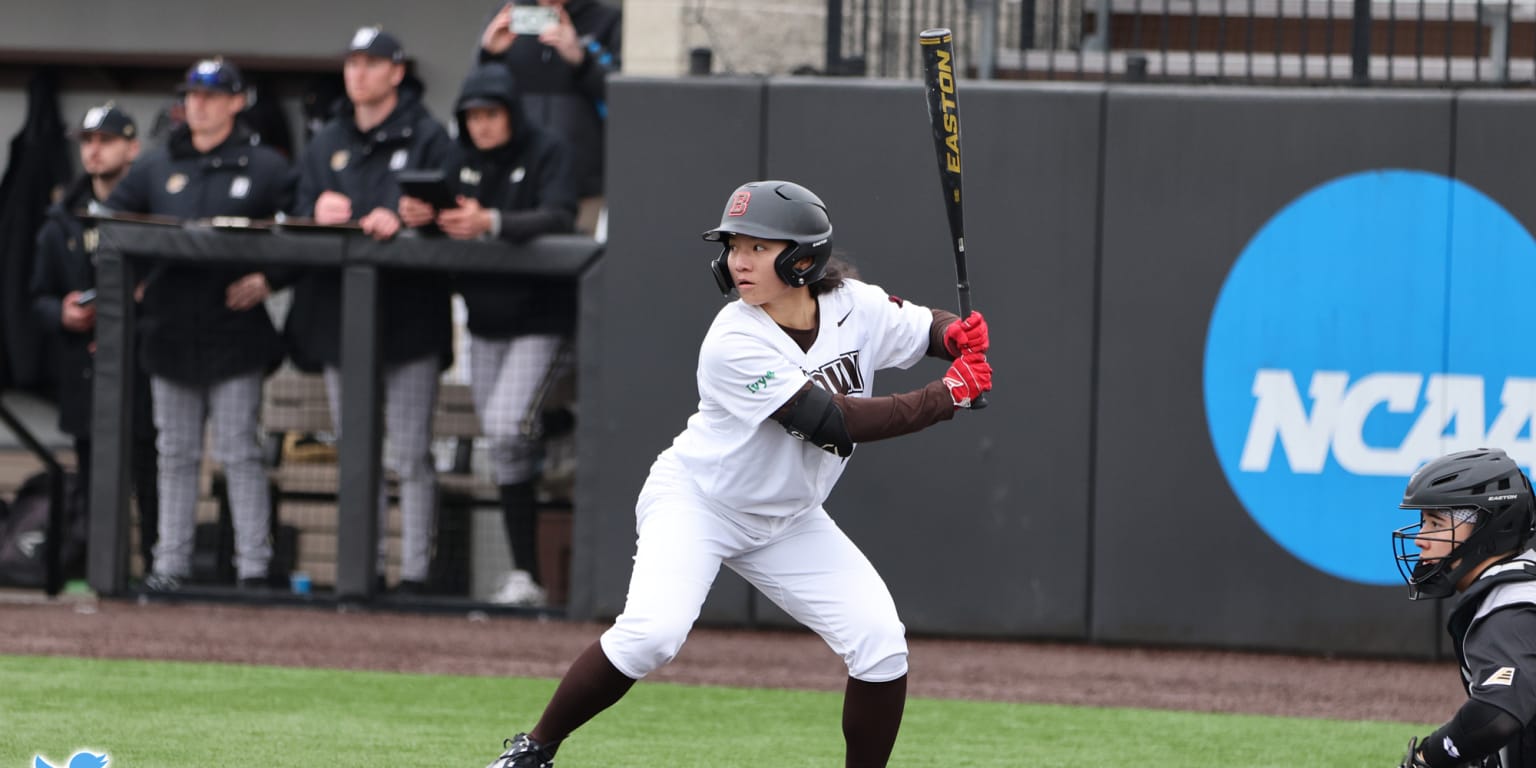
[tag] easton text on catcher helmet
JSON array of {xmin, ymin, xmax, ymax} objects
[
  {"xmin": 1394, "ymin": 447, "xmax": 1536, "ymax": 599},
  {"xmin": 703, "ymin": 180, "xmax": 833, "ymax": 295}
]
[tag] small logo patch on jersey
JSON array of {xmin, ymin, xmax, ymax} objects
[
  {"xmin": 1481, "ymin": 666, "xmax": 1516, "ymax": 686},
  {"xmin": 165, "ymin": 173, "xmax": 188, "ymax": 194},
  {"xmin": 727, "ymin": 191, "xmax": 751, "ymax": 216},
  {"xmin": 836, "ymin": 308, "xmax": 854, "ymax": 327},
  {"xmin": 1443, "ymin": 736, "xmax": 1461, "ymax": 759},
  {"xmin": 389, "ymin": 149, "xmax": 409, "ymax": 171},
  {"xmin": 330, "ymin": 150, "xmax": 349, "ymax": 171},
  {"xmin": 745, "ymin": 370, "xmax": 776, "ymax": 394},
  {"xmin": 229, "ymin": 175, "xmax": 250, "ymax": 199},
  {"xmin": 510, "ymin": 167, "xmax": 526, "ymax": 183},
  {"xmin": 460, "ymin": 166, "xmax": 482, "ymax": 186}
]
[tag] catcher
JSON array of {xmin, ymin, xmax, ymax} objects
[{"xmin": 1394, "ymin": 447, "xmax": 1536, "ymax": 768}]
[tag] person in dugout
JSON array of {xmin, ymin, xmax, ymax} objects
[
  {"xmin": 103, "ymin": 58, "xmax": 296, "ymax": 591},
  {"xmin": 30, "ymin": 103, "xmax": 160, "ymax": 576},
  {"xmin": 398, "ymin": 61, "xmax": 578, "ymax": 605},
  {"xmin": 287, "ymin": 26, "xmax": 455, "ymax": 594}
]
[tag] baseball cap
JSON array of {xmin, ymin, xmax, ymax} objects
[
  {"xmin": 348, "ymin": 26, "xmax": 406, "ymax": 63},
  {"xmin": 76, "ymin": 103, "xmax": 137, "ymax": 139},
  {"xmin": 179, "ymin": 57, "xmax": 245, "ymax": 94}
]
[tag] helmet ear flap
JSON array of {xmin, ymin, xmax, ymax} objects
[{"xmin": 711, "ymin": 246, "xmax": 733, "ymax": 295}]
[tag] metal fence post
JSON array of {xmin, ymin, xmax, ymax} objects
[
  {"xmin": 86, "ymin": 235, "xmax": 134, "ymax": 597},
  {"xmin": 827, "ymin": 0, "xmax": 845, "ymax": 74},
  {"xmin": 335, "ymin": 258, "xmax": 383, "ymax": 600},
  {"xmin": 1351, "ymin": 0, "xmax": 1372, "ymax": 83}
]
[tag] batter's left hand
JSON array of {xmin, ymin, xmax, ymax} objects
[
  {"xmin": 943, "ymin": 351, "xmax": 992, "ymax": 409},
  {"xmin": 944, "ymin": 311, "xmax": 989, "ymax": 356}
]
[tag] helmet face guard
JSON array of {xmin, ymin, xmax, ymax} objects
[
  {"xmin": 703, "ymin": 181, "xmax": 833, "ymax": 296},
  {"xmin": 1394, "ymin": 448, "xmax": 1536, "ymax": 600},
  {"xmin": 1392, "ymin": 510, "xmax": 1477, "ymax": 600}
]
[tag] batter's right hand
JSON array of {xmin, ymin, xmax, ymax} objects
[
  {"xmin": 943, "ymin": 310, "xmax": 989, "ymax": 356},
  {"xmin": 943, "ymin": 352, "xmax": 991, "ymax": 409}
]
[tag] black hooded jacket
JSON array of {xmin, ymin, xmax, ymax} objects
[
  {"xmin": 104, "ymin": 125, "xmax": 295, "ymax": 386},
  {"xmin": 288, "ymin": 86, "xmax": 455, "ymax": 371},
  {"xmin": 479, "ymin": 0, "xmax": 620, "ymax": 198},
  {"xmin": 31, "ymin": 176, "xmax": 104, "ymax": 434},
  {"xmin": 448, "ymin": 62, "xmax": 579, "ymax": 339}
]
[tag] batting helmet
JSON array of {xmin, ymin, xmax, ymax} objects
[
  {"xmin": 702, "ymin": 180, "xmax": 833, "ymax": 296},
  {"xmin": 1393, "ymin": 447, "xmax": 1536, "ymax": 599}
]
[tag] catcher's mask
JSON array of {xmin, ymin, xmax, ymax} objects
[{"xmin": 1393, "ymin": 447, "xmax": 1536, "ymax": 599}]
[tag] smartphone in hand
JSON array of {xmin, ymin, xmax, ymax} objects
[
  {"xmin": 510, "ymin": 4, "xmax": 559, "ymax": 34},
  {"xmin": 74, "ymin": 289, "xmax": 97, "ymax": 307}
]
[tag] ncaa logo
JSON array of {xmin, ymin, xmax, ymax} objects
[{"xmin": 1204, "ymin": 169, "xmax": 1536, "ymax": 585}]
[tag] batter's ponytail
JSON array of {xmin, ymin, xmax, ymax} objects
[{"xmin": 809, "ymin": 254, "xmax": 858, "ymax": 297}]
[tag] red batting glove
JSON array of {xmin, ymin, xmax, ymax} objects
[
  {"xmin": 943, "ymin": 311, "xmax": 989, "ymax": 356},
  {"xmin": 943, "ymin": 352, "xmax": 992, "ymax": 409}
]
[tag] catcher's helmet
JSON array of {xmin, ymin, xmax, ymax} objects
[
  {"xmin": 702, "ymin": 180, "xmax": 833, "ymax": 296},
  {"xmin": 1393, "ymin": 447, "xmax": 1536, "ymax": 599}
]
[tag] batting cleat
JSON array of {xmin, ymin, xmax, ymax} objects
[{"xmin": 485, "ymin": 732, "xmax": 556, "ymax": 768}]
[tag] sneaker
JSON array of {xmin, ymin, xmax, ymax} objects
[
  {"xmin": 486, "ymin": 732, "xmax": 555, "ymax": 768},
  {"xmin": 142, "ymin": 573, "xmax": 183, "ymax": 593},
  {"xmin": 490, "ymin": 570, "xmax": 546, "ymax": 607}
]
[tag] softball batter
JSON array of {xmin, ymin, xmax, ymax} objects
[{"xmin": 485, "ymin": 180, "xmax": 992, "ymax": 767}]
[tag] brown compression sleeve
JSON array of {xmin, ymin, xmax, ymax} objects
[
  {"xmin": 835, "ymin": 381, "xmax": 955, "ymax": 442},
  {"xmin": 770, "ymin": 381, "xmax": 956, "ymax": 444},
  {"xmin": 929, "ymin": 308, "xmax": 961, "ymax": 359}
]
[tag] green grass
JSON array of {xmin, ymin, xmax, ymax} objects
[{"xmin": 1, "ymin": 654, "xmax": 1428, "ymax": 767}]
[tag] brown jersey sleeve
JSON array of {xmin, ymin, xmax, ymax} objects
[{"xmin": 929, "ymin": 307, "xmax": 961, "ymax": 359}]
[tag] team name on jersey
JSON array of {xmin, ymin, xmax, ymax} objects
[{"xmin": 806, "ymin": 351, "xmax": 864, "ymax": 396}]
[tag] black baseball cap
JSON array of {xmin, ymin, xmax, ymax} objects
[
  {"xmin": 179, "ymin": 57, "xmax": 245, "ymax": 94},
  {"xmin": 347, "ymin": 26, "xmax": 406, "ymax": 63},
  {"xmin": 76, "ymin": 103, "xmax": 137, "ymax": 139}
]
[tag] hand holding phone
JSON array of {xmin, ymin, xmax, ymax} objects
[{"xmin": 74, "ymin": 289, "xmax": 97, "ymax": 307}]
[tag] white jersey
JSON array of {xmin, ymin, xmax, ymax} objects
[{"xmin": 652, "ymin": 278, "xmax": 934, "ymax": 517}]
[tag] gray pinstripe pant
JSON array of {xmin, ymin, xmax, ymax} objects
[
  {"xmin": 325, "ymin": 355, "xmax": 439, "ymax": 583},
  {"xmin": 468, "ymin": 333, "xmax": 563, "ymax": 486},
  {"xmin": 150, "ymin": 373, "xmax": 271, "ymax": 580}
]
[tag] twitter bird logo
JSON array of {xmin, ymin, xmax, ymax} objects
[{"xmin": 34, "ymin": 751, "xmax": 108, "ymax": 768}]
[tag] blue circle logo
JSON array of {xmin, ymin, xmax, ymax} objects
[{"xmin": 1204, "ymin": 169, "xmax": 1536, "ymax": 585}]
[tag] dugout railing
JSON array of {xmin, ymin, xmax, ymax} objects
[{"xmin": 85, "ymin": 220, "xmax": 602, "ymax": 604}]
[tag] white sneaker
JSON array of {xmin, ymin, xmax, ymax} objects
[{"xmin": 490, "ymin": 570, "xmax": 547, "ymax": 607}]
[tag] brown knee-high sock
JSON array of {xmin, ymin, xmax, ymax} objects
[
  {"xmin": 843, "ymin": 674, "xmax": 908, "ymax": 767},
  {"xmin": 529, "ymin": 640, "xmax": 637, "ymax": 751}
]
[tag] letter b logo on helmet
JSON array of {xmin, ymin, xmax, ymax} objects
[{"xmin": 703, "ymin": 180, "xmax": 834, "ymax": 295}]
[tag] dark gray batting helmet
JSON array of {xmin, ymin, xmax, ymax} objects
[{"xmin": 703, "ymin": 180, "xmax": 833, "ymax": 295}]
